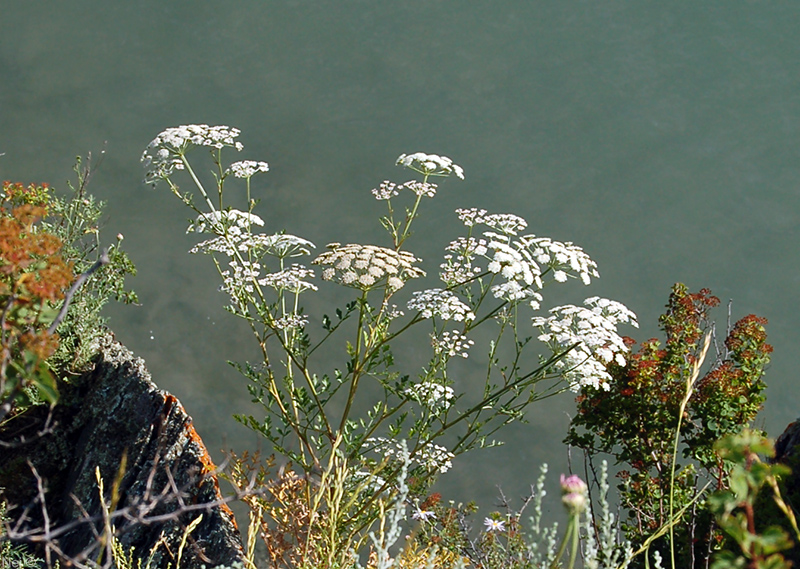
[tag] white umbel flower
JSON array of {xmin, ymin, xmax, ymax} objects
[
  {"xmin": 407, "ymin": 289, "xmax": 475, "ymax": 321},
  {"xmin": 532, "ymin": 297, "xmax": 638, "ymax": 391},
  {"xmin": 187, "ymin": 209, "xmax": 265, "ymax": 234},
  {"xmin": 227, "ymin": 160, "xmax": 269, "ymax": 178},
  {"xmin": 314, "ymin": 243, "xmax": 425, "ymax": 291},
  {"xmin": 406, "ymin": 382, "xmax": 455, "ymax": 412},
  {"xmin": 431, "ymin": 331, "xmax": 475, "ymax": 358},
  {"xmin": 142, "ymin": 124, "xmax": 243, "ymax": 183},
  {"xmin": 397, "ymin": 152, "xmax": 465, "ymax": 180},
  {"xmin": 367, "ymin": 438, "xmax": 455, "ymax": 474}
]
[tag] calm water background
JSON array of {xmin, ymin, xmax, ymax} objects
[{"xmin": 3, "ymin": 1, "xmax": 800, "ymax": 522}]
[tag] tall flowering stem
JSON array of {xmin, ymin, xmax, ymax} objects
[
  {"xmin": 142, "ymin": 126, "xmax": 637, "ymax": 555},
  {"xmin": 549, "ymin": 474, "xmax": 588, "ymax": 569}
]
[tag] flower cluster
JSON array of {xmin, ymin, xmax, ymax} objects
[
  {"xmin": 367, "ymin": 438, "xmax": 455, "ymax": 473},
  {"xmin": 416, "ymin": 443, "xmax": 455, "ymax": 473},
  {"xmin": 397, "ymin": 152, "xmax": 465, "ymax": 180},
  {"xmin": 532, "ymin": 297, "xmax": 638, "ymax": 391},
  {"xmin": 407, "ymin": 289, "xmax": 475, "ymax": 321},
  {"xmin": 485, "ymin": 231, "xmax": 542, "ymax": 290},
  {"xmin": 190, "ymin": 231, "xmax": 315, "ymax": 259},
  {"xmin": 517, "ymin": 235, "xmax": 599, "ymax": 285},
  {"xmin": 456, "ymin": 208, "xmax": 528, "ymax": 235},
  {"xmin": 314, "ymin": 243, "xmax": 425, "ymax": 291},
  {"xmin": 219, "ymin": 259, "xmax": 261, "ymax": 304},
  {"xmin": 490, "ymin": 282, "xmax": 544, "ymax": 306},
  {"xmin": 384, "ymin": 304, "xmax": 405, "ymax": 320},
  {"xmin": 227, "ymin": 160, "xmax": 269, "ymax": 178},
  {"xmin": 258, "ymin": 264, "xmax": 317, "ymax": 293},
  {"xmin": 405, "ymin": 381, "xmax": 455, "ymax": 412},
  {"xmin": 257, "ymin": 234, "xmax": 316, "ymax": 258},
  {"xmin": 273, "ymin": 313, "xmax": 309, "ymax": 330},
  {"xmin": 141, "ymin": 124, "xmax": 243, "ymax": 183},
  {"xmin": 372, "ymin": 181, "xmax": 400, "ymax": 200},
  {"xmin": 439, "ymin": 236, "xmax": 486, "ymax": 286},
  {"xmin": 187, "ymin": 209, "xmax": 264, "ymax": 234},
  {"xmin": 432, "ymin": 331, "xmax": 474, "ymax": 358},
  {"xmin": 371, "ymin": 180, "xmax": 438, "ymax": 200},
  {"xmin": 443, "ymin": 210, "xmax": 600, "ymax": 300},
  {"xmin": 402, "ymin": 180, "xmax": 437, "ymax": 198}
]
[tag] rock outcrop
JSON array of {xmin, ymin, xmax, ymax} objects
[
  {"xmin": 0, "ymin": 336, "xmax": 245, "ymax": 568},
  {"xmin": 764, "ymin": 419, "xmax": 800, "ymax": 565}
]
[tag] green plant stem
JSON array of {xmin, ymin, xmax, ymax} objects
[
  {"xmin": 337, "ymin": 291, "xmax": 369, "ymax": 435},
  {"xmin": 181, "ymin": 154, "xmax": 216, "ymax": 212},
  {"xmin": 550, "ymin": 515, "xmax": 575, "ymax": 569},
  {"xmin": 667, "ymin": 332, "xmax": 710, "ymax": 569},
  {"xmin": 396, "ymin": 173, "xmax": 428, "ymax": 247}
]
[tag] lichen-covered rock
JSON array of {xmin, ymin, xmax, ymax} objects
[{"xmin": 0, "ymin": 335, "xmax": 244, "ymax": 568}]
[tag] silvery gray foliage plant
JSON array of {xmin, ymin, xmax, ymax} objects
[{"xmin": 141, "ymin": 124, "xmax": 637, "ymax": 528}]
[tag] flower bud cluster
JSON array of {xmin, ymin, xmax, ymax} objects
[
  {"xmin": 559, "ymin": 474, "xmax": 588, "ymax": 515},
  {"xmin": 314, "ymin": 243, "xmax": 425, "ymax": 291},
  {"xmin": 407, "ymin": 289, "xmax": 475, "ymax": 321},
  {"xmin": 273, "ymin": 313, "xmax": 309, "ymax": 330},
  {"xmin": 371, "ymin": 179, "xmax": 439, "ymax": 200}
]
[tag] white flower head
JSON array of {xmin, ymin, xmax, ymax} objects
[
  {"xmin": 485, "ymin": 232, "xmax": 542, "ymax": 290},
  {"xmin": 258, "ymin": 264, "xmax": 318, "ymax": 293},
  {"xmin": 408, "ymin": 289, "xmax": 475, "ymax": 321},
  {"xmin": 431, "ymin": 331, "xmax": 474, "ymax": 358},
  {"xmin": 314, "ymin": 243, "xmax": 425, "ymax": 291},
  {"xmin": 484, "ymin": 518, "xmax": 506, "ymax": 532},
  {"xmin": 490, "ymin": 281, "xmax": 543, "ymax": 305},
  {"xmin": 142, "ymin": 124, "xmax": 243, "ymax": 184},
  {"xmin": 366, "ymin": 438, "xmax": 454, "ymax": 474},
  {"xmin": 397, "ymin": 152, "xmax": 465, "ymax": 179},
  {"xmin": 372, "ymin": 180, "xmax": 400, "ymax": 200},
  {"xmin": 401, "ymin": 180, "xmax": 438, "ymax": 198},
  {"xmin": 584, "ymin": 296, "xmax": 639, "ymax": 328},
  {"xmin": 455, "ymin": 207, "xmax": 488, "ymax": 227},
  {"xmin": 218, "ymin": 259, "xmax": 261, "ymax": 305},
  {"xmin": 412, "ymin": 508, "xmax": 436, "ymax": 522},
  {"xmin": 518, "ymin": 235, "xmax": 599, "ymax": 286},
  {"xmin": 187, "ymin": 209, "xmax": 265, "ymax": 234},
  {"xmin": 532, "ymin": 297, "xmax": 638, "ymax": 391},
  {"xmin": 439, "ymin": 236, "xmax": 487, "ymax": 286},
  {"xmin": 454, "ymin": 209, "xmax": 527, "ymax": 235},
  {"xmin": 481, "ymin": 213, "xmax": 528, "ymax": 235},
  {"xmin": 254, "ymin": 233, "xmax": 316, "ymax": 258},
  {"xmin": 227, "ymin": 160, "xmax": 269, "ymax": 178},
  {"xmin": 273, "ymin": 313, "xmax": 309, "ymax": 330},
  {"xmin": 406, "ymin": 381, "xmax": 455, "ymax": 412}
]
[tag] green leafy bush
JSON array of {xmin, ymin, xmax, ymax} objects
[{"xmin": 566, "ymin": 284, "xmax": 773, "ymax": 565}]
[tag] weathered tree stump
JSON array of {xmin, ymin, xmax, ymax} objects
[{"xmin": 0, "ymin": 335, "xmax": 245, "ymax": 568}]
